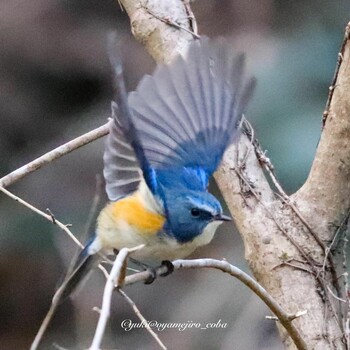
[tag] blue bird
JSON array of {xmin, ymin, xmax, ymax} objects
[{"xmin": 59, "ymin": 37, "xmax": 255, "ymax": 298}]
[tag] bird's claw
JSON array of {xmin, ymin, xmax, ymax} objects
[{"xmin": 143, "ymin": 261, "xmax": 174, "ymax": 284}]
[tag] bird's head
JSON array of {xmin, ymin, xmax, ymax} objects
[{"xmin": 162, "ymin": 189, "xmax": 231, "ymax": 243}]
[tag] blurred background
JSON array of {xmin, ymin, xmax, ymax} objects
[{"xmin": 0, "ymin": 0, "xmax": 349, "ymax": 349}]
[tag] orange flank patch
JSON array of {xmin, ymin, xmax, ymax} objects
[{"xmin": 110, "ymin": 196, "xmax": 165, "ymax": 235}]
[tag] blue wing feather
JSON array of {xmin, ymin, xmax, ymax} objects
[
  {"xmin": 107, "ymin": 36, "xmax": 157, "ymax": 195},
  {"xmin": 128, "ymin": 37, "xmax": 255, "ymax": 177},
  {"xmin": 106, "ymin": 37, "xmax": 255, "ymax": 200}
]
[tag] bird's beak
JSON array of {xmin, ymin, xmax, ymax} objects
[{"xmin": 214, "ymin": 214, "xmax": 232, "ymax": 222}]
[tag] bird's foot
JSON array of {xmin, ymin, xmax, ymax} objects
[
  {"xmin": 144, "ymin": 261, "xmax": 174, "ymax": 284},
  {"xmin": 113, "ymin": 250, "xmax": 174, "ymax": 284}
]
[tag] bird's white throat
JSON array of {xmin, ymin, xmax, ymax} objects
[{"xmin": 192, "ymin": 220, "xmax": 223, "ymax": 247}]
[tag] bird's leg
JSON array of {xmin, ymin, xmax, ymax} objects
[
  {"xmin": 129, "ymin": 258, "xmax": 157, "ymax": 284},
  {"xmin": 113, "ymin": 249, "xmax": 156, "ymax": 284},
  {"xmin": 143, "ymin": 260, "xmax": 175, "ymax": 283},
  {"xmin": 141, "ymin": 260, "xmax": 175, "ymax": 284},
  {"xmin": 113, "ymin": 251, "xmax": 173, "ymax": 283},
  {"xmin": 129, "ymin": 257, "xmax": 152, "ymax": 271}
]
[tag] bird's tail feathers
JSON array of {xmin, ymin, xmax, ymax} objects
[{"xmin": 52, "ymin": 243, "xmax": 100, "ymax": 305}]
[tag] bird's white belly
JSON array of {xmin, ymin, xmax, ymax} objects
[{"xmin": 97, "ymin": 216, "xmax": 222, "ymax": 262}]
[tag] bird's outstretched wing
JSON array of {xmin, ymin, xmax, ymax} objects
[
  {"xmin": 105, "ymin": 33, "xmax": 153, "ymax": 201},
  {"xmin": 129, "ymin": 38, "xmax": 255, "ymax": 175},
  {"xmin": 103, "ymin": 103, "xmax": 142, "ymax": 201},
  {"xmin": 105, "ymin": 37, "xmax": 255, "ymax": 200}
]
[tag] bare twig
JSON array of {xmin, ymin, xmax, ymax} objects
[
  {"xmin": 266, "ymin": 310, "xmax": 307, "ymax": 322},
  {"xmin": 0, "ymin": 185, "xmax": 83, "ymax": 248},
  {"xmin": 244, "ymin": 119, "xmax": 330, "ymax": 259},
  {"xmin": 289, "ymin": 310, "xmax": 308, "ymax": 321},
  {"xmin": 327, "ymin": 286, "xmax": 346, "ymax": 303},
  {"xmin": 241, "ymin": 122, "xmax": 342, "ymax": 320},
  {"xmin": 142, "ymin": 5, "xmax": 200, "ymax": 39},
  {"xmin": 277, "ymin": 194, "xmax": 327, "ymax": 253},
  {"xmin": 32, "ymin": 246, "xmax": 109, "ymax": 350},
  {"xmin": 90, "ymin": 245, "xmax": 145, "ymax": 350},
  {"xmin": 233, "ymin": 167, "xmax": 313, "ymax": 266},
  {"xmin": 248, "ymin": 127, "xmax": 342, "ymax": 314},
  {"xmin": 30, "ymin": 296, "xmax": 61, "ymax": 350},
  {"xmin": 2, "ymin": 182, "xmax": 115, "ymax": 350},
  {"xmin": 322, "ymin": 24, "xmax": 350, "ymax": 126},
  {"xmin": 277, "ymin": 192, "xmax": 341, "ymax": 297},
  {"xmin": 276, "ymin": 261, "xmax": 314, "ymax": 275},
  {"xmin": 324, "ymin": 212, "xmax": 350, "ymax": 271},
  {"xmin": 0, "ymin": 123, "xmax": 109, "ymax": 188},
  {"xmin": 46, "ymin": 208, "xmax": 57, "ymax": 224},
  {"xmin": 31, "ymin": 260, "xmax": 111, "ymax": 350},
  {"xmin": 173, "ymin": 259, "xmax": 307, "ymax": 350},
  {"xmin": 118, "ymin": 288, "xmax": 167, "ymax": 350},
  {"xmin": 182, "ymin": 0, "xmax": 198, "ymax": 36}
]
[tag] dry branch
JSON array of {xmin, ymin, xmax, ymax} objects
[
  {"xmin": 0, "ymin": 123, "xmax": 109, "ymax": 188},
  {"xmin": 0, "ymin": 185, "xmax": 83, "ymax": 248},
  {"xmin": 118, "ymin": 287, "xmax": 167, "ymax": 349},
  {"xmin": 124, "ymin": 259, "xmax": 308, "ymax": 350},
  {"xmin": 90, "ymin": 245, "xmax": 153, "ymax": 350}
]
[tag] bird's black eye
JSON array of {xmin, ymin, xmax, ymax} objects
[{"xmin": 191, "ymin": 208, "xmax": 200, "ymax": 217}]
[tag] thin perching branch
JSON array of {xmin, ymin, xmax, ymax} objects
[
  {"xmin": 118, "ymin": 288, "xmax": 167, "ymax": 350},
  {"xmin": 0, "ymin": 123, "xmax": 109, "ymax": 188},
  {"xmin": 90, "ymin": 248, "xmax": 129, "ymax": 350},
  {"xmin": 89, "ymin": 245, "xmax": 167, "ymax": 350},
  {"xmin": 30, "ymin": 295, "xmax": 61, "ymax": 350},
  {"xmin": 123, "ymin": 259, "xmax": 308, "ymax": 350},
  {"xmin": 0, "ymin": 185, "xmax": 83, "ymax": 248}
]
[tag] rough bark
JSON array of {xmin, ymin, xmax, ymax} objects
[
  {"xmin": 120, "ymin": 0, "xmax": 194, "ymax": 63},
  {"xmin": 120, "ymin": 1, "xmax": 350, "ymax": 348}
]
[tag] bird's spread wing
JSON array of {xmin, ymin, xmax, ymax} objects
[
  {"xmin": 129, "ymin": 38, "xmax": 255, "ymax": 176},
  {"xmin": 105, "ymin": 37, "xmax": 255, "ymax": 200},
  {"xmin": 103, "ymin": 102, "xmax": 141, "ymax": 201}
]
